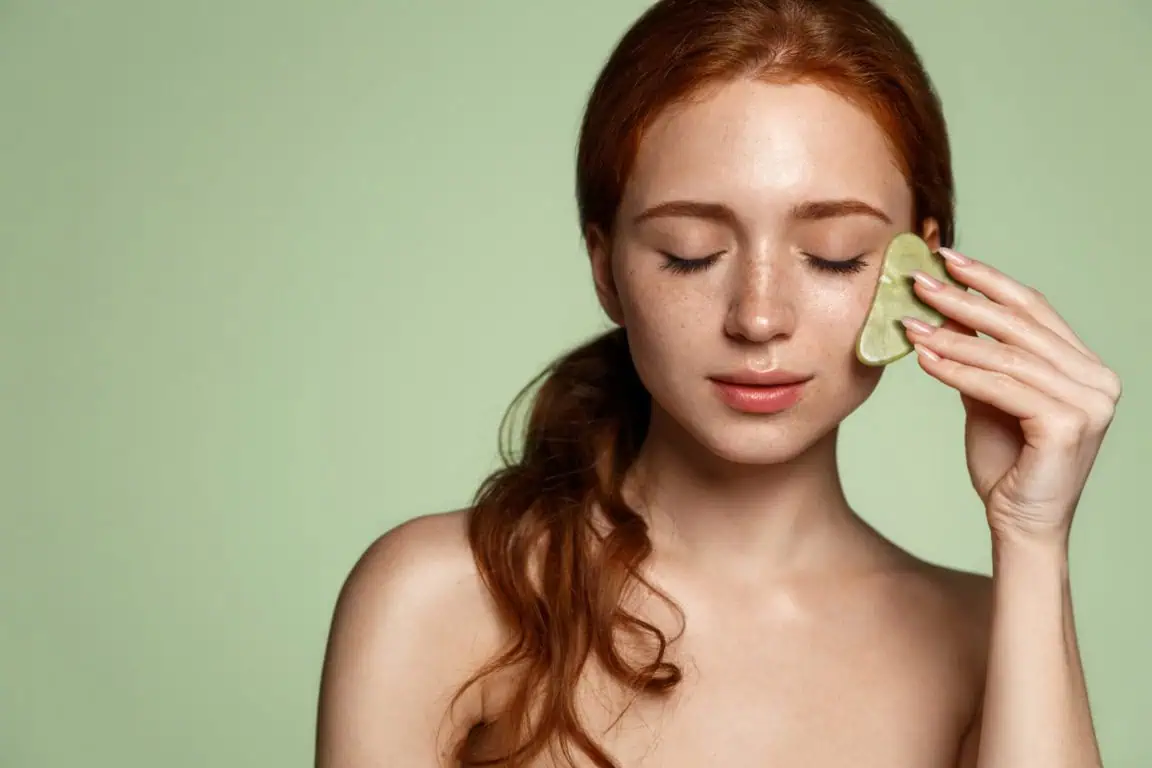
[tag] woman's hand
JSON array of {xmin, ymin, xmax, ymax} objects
[{"xmin": 899, "ymin": 247, "xmax": 1122, "ymax": 547}]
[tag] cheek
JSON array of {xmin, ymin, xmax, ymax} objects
[
  {"xmin": 615, "ymin": 268, "xmax": 712, "ymax": 377},
  {"xmin": 617, "ymin": 265, "xmax": 696, "ymax": 338},
  {"xmin": 809, "ymin": 278, "xmax": 885, "ymax": 391},
  {"xmin": 805, "ymin": 277, "xmax": 876, "ymax": 339}
]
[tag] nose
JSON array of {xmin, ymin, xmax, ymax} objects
[{"xmin": 723, "ymin": 257, "xmax": 796, "ymax": 344}]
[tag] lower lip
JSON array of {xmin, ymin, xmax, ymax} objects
[{"xmin": 711, "ymin": 379, "xmax": 808, "ymax": 414}]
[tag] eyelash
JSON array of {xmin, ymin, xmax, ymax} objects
[
  {"xmin": 659, "ymin": 251, "xmax": 723, "ymax": 274},
  {"xmin": 803, "ymin": 252, "xmax": 869, "ymax": 274},
  {"xmin": 658, "ymin": 251, "xmax": 869, "ymax": 275}
]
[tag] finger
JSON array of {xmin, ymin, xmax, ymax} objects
[
  {"xmin": 911, "ymin": 341, "xmax": 1055, "ymax": 422},
  {"xmin": 912, "ymin": 344, "xmax": 1113, "ymax": 454},
  {"xmin": 911, "ymin": 272, "xmax": 1116, "ymax": 396},
  {"xmin": 937, "ymin": 248, "xmax": 1099, "ymax": 361},
  {"xmin": 903, "ymin": 322, "xmax": 1115, "ymax": 427}
]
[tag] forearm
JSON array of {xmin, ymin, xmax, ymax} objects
[{"xmin": 976, "ymin": 533, "xmax": 1102, "ymax": 768}]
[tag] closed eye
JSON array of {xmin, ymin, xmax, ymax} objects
[
  {"xmin": 659, "ymin": 250, "xmax": 724, "ymax": 274},
  {"xmin": 803, "ymin": 252, "xmax": 868, "ymax": 275},
  {"xmin": 659, "ymin": 250, "xmax": 868, "ymax": 275}
]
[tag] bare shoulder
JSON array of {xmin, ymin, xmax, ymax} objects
[
  {"xmin": 916, "ymin": 559, "xmax": 994, "ymax": 637},
  {"xmin": 326, "ymin": 508, "xmax": 499, "ymax": 650},
  {"xmin": 883, "ymin": 551, "xmax": 995, "ymax": 680},
  {"xmin": 316, "ymin": 509, "xmax": 504, "ymax": 767},
  {"xmin": 337, "ymin": 509, "xmax": 491, "ymax": 615}
]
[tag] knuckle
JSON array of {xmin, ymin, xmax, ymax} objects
[
  {"xmin": 1024, "ymin": 286, "xmax": 1048, "ymax": 307},
  {"xmin": 1006, "ymin": 284, "xmax": 1047, "ymax": 313},
  {"xmin": 1090, "ymin": 406, "xmax": 1116, "ymax": 431},
  {"xmin": 995, "ymin": 347, "xmax": 1031, "ymax": 376},
  {"xmin": 1084, "ymin": 394, "xmax": 1116, "ymax": 429},
  {"xmin": 1003, "ymin": 310, "xmax": 1033, "ymax": 337},
  {"xmin": 990, "ymin": 371, "xmax": 1017, "ymax": 391},
  {"xmin": 1100, "ymin": 367, "xmax": 1123, "ymax": 401},
  {"xmin": 932, "ymin": 329, "xmax": 962, "ymax": 354},
  {"xmin": 1046, "ymin": 409, "xmax": 1089, "ymax": 444}
]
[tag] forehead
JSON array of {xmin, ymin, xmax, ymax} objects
[{"xmin": 620, "ymin": 79, "xmax": 913, "ymax": 221}]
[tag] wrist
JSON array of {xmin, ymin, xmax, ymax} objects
[
  {"xmin": 987, "ymin": 504, "xmax": 1073, "ymax": 558},
  {"xmin": 990, "ymin": 529, "xmax": 1071, "ymax": 577}
]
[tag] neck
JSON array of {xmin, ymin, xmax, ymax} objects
[{"xmin": 625, "ymin": 406, "xmax": 881, "ymax": 578}]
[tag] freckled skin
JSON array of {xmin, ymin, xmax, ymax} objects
[
  {"xmin": 597, "ymin": 79, "xmax": 917, "ymax": 465},
  {"xmin": 316, "ymin": 78, "xmax": 993, "ymax": 768},
  {"xmin": 499, "ymin": 79, "xmax": 985, "ymax": 768}
]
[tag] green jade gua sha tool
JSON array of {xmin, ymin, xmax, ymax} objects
[{"xmin": 855, "ymin": 232, "xmax": 961, "ymax": 366}]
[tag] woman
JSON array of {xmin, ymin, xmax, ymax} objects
[{"xmin": 316, "ymin": 0, "xmax": 1120, "ymax": 765}]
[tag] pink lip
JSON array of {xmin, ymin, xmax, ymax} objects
[{"xmin": 709, "ymin": 370, "xmax": 812, "ymax": 414}]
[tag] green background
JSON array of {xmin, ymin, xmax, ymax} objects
[{"xmin": 2, "ymin": 1, "xmax": 1149, "ymax": 765}]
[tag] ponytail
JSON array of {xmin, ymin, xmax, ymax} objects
[{"xmin": 452, "ymin": 327, "xmax": 683, "ymax": 768}]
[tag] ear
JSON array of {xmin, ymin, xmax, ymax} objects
[
  {"xmin": 920, "ymin": 217, "xmax": 942, "ymax": 252},
  {"xmin": 585, "ymin": 225, "xmax": 625, "ymax": 326}
]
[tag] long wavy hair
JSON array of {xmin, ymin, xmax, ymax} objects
[{"xmin": 452, "ymin": 1, "xmax": 956, "ymax": 765}]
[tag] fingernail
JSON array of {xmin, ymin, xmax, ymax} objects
[
  {"xmin": 912, "ymin": 271, "xmax": 943, "ymax": 290},
  {"xmin": 938, "ymin": 247, "xmax": 971, "ymax": 266},
  {"xmin": 914, "ymin": 343, "xmax": 941, "ymax": 362},
  {"xmin": 901, "ymin": 316, "xmax": 935, "ymax": 335}
]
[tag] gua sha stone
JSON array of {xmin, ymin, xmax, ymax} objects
[{"xmin": 855, "ymin": 232, "xmax": 960, "ymax": 366}]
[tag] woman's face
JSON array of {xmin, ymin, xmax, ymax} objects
[{"xmin": 589, "ymin": 78, "xmax": 939, "ymax": 465}]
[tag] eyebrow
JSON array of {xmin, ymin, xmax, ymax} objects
[{"xmin": 631, "ymin": 198, "xmax": 892, "ymax": 226}]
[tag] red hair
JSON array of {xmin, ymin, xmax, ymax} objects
[{"xmin": 453, "ymin": 1, "xmax": 956, "ymax": 765}]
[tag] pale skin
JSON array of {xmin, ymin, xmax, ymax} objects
[{"xmin": 316, "ymin": 79, "xmax": 1118, "ymax": 767}]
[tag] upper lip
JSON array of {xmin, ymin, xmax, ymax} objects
[{"xmin": 711, "ymin": 369, "xmax": 813, "ymax": 387}]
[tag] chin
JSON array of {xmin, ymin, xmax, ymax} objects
[
  {"xmin": 648, "ymin": 396, "xmax": 831, "ymax": 466},
  {"xmin": 693, "ymin": 417, "xmax": 831, "ymax": 465}
]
